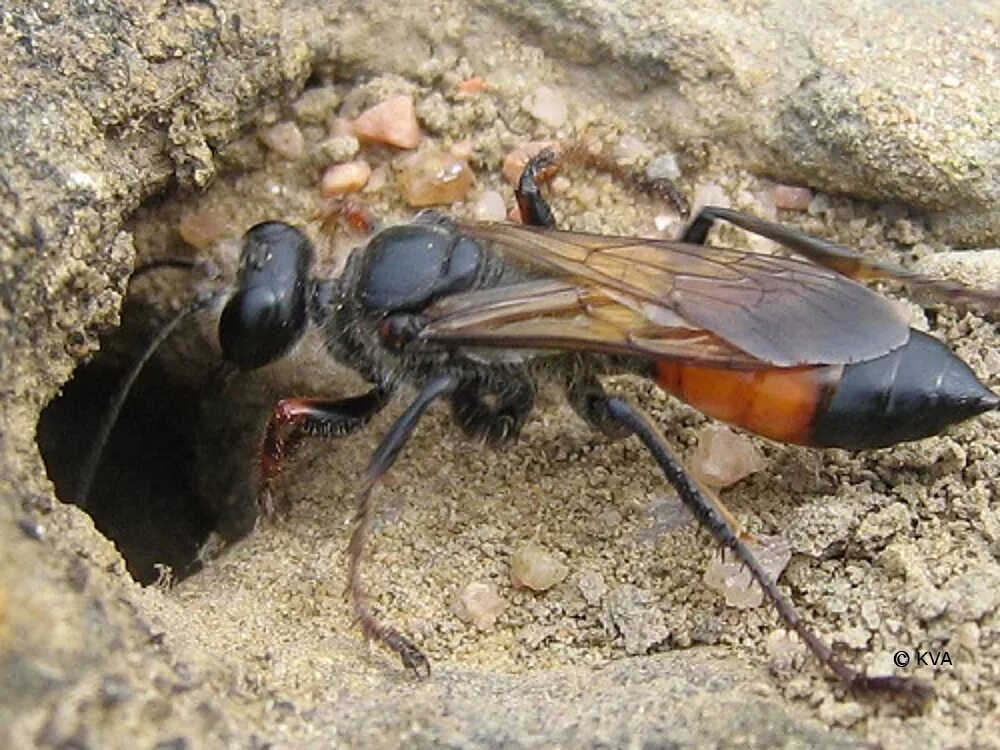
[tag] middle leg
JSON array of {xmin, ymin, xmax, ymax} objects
[
  {"xmin": 347, "ymin": 375, "xmax": 460, "ymax": 676},
  {"xmin": 450, "ymin": 375, "xmax": 535, "ymax": 447}
]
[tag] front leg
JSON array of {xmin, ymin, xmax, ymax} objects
[
  {"xmin": 515, "ymin": 146, "xmax": 689, "ymax": 227},
  {"xmin": 259, "ymin": 387, "xmax": 390, "ymax": 513},
  {"xmin": 515, "ymin": 149, "xmax": 560, "ymax": 228}
]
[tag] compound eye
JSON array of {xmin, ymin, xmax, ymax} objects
[
  {"xmin": 219, "ymin": 287, "xmax": 293, "ymax": 370},
  {"xmin": 218, "ymin": 222, "xmax": 313, "ymax": 371}
]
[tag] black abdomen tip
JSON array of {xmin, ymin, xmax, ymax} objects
[
  {"xmin": 812, "ymin": 330, "xmax": 997, "ymax": 449},
  {"xmin": 976, "ymin": 388, "xmax": 999, "ymax": 412}
]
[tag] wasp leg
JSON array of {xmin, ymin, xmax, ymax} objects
[
  {"xmin": 451, "ymin": 377, "xmax": 535, "ymax": 446},
  {"xmin": 566, "ymin": 376, "xmax": 631, "ymax": 439},
  {"xmin": 516, "ymin": 149, "xmax": 560, "ymax": 228},
  {"xmin": 348, "ymin": 375, "xmax": 459, "ymax": 677},
  {"xmin": 682, "ymin": 206, "xmax": 999, "ymax": 311},
  {"xmin": 597, "ymin": 394, "xmax": 933, "ymax": 708},
  {"xmin": 682, "ymin": 206, "xmax": 883, "ymax": 280},
  {"xmin": 259, "ymin": 388, "xmax": 390, "ymax": 512},
  {"xmin": 568, "ymin": 378, "xmax": 758, "ymax": 539},
  {"xmin": 516, "ymin": 145, "xmax": 689, "ymax": 225}
]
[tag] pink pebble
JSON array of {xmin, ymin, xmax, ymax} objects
[
  {"xmin": 772, "ymin": 184, "xmax": 814, "ymax": 211},
  {"xmin": 689, "ymin": 424, "xmax": 766, "ymax": 489},
  {"xmin": 452, "ymin": 581, "xmax": 507, "ymax": 630},
  {"xmin": 320, "ymin": 160, "xmax": 372, "ymax": 196},
  {"xmin": 352, "ymin": 95, "xmax": 423, "ymax": 149}
]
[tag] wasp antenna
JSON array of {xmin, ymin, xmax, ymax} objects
[
  {"xmin": 75, "ymin": 290, "xmax": 224, "ymax": 509},
  {"xmin": 130, "ymin": 257, "xmax": 200, "ymax": 281}
]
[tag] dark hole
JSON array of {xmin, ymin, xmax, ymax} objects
[
  {"xmin": 37, "ymin": 296, "xmax": 263, "ymax": 585},
  {"xmin": 38, "ymin": 356, "xmax": 214, "ymax": 584}
]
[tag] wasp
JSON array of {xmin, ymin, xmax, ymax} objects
[{"xmin": 97, "ymin": 149, "xmax": 999, "ymax": 704}]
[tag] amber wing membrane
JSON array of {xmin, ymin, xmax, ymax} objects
[
  {"xmin": 696, "ymin": 207, "xmax": 1000, "ymax": 314},
  {"xmin": 419, "ymin": 222, "xmax": 912, "ymax": 369}
]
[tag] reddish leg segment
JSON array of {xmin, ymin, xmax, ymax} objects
[
  {"xmin": 516, "ymin": 146, "xmax": 689, "ymax": 229},
  {"xmin": 259, "ymin": 389, "xmax": 389, "ymax": 509}
]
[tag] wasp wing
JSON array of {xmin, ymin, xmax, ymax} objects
[
  {"xmin": 418, "ymin": 222, "xmax": 911, "ymax": 368},
  {"xmin": 422, "ymin": 277, "xmax": 761, "ymax": 367}
]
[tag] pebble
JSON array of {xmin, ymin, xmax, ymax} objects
[
  {"xmin": 178, "ymin": 209, "xmax": 227, "ymax": 250},
  {"xmin": 397, "ymin": 150, "xmax": 475, "ymax": 207},
  {"xmin": 452, "ymin": 581, "xmax": 507, "ymax": 630},
  {"xmin": 259, "ymin": 121, "xmax": 304, "ymax": 161},
  {"xmin": 455, "ymin": 76, "xmax": 487, "ymax": 96},
  {"xmin": 522, "ymin": 85, "xmax": 568, "ymax": 129},
  {"xmin": 511, "ymin": 542, "xmax": 569, "ymax": 591},
  {"xmin": 689, "ymin": 425, "xmax": 766, "ymax": 489},
  {"xmin": 320, "ymin": 160, "xmax": 372, "ymax": 196},
  {"xmin": 772, "ymin": 184, "xmax": 814, "ymax": 211},
  {"xmin": 352, "ymin": 94, "xmax": 423, "ymax": 149},
  {"xmin": 703, "ymin": 535, "xmax": 791, "ymax": 608},
  {"xmin": 472, "ymin": 190, "xmax": 507, "ymax": 221},
  {"xmin": 646, "ymin": 153, "xmax": 681, "ymax": 181}
]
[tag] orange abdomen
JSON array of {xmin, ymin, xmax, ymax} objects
[{"xmin": 655, "ymin": 361, "xmax": 841, "ymax": 445}]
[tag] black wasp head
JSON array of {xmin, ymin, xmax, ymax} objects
[{"xmin": 219, "ymin": 221, "xmax": 314, "ymax": 371}]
